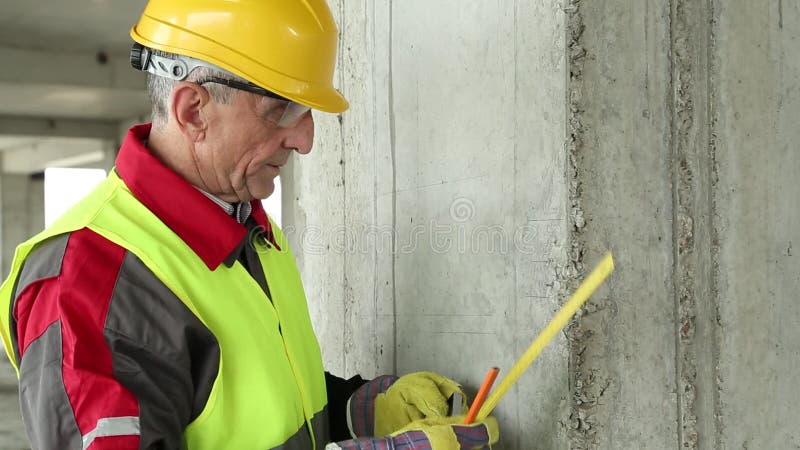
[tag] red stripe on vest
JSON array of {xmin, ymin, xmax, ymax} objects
[
  {"xmin": 15, "ymin": 229, "xmax": 140, "ymax": 442},
  {"xmin": 14, "ymin": 275, "xmax": 60, "ymax": 356},
  {"xmin": 60, "ymin": 229, "xmax": 140, "ymax": 437}
]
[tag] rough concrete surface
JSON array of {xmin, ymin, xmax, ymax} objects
[
  {"xmin": 714, "ymin": 0, "xmax": 800, "ymax": 448},
  {"xmin": 565, "ymin": 1, "xmax": 678, "ymax": 448},
  {"xmin": 665, "ymin": 0, "xmax": 719, "ymax": 449}
]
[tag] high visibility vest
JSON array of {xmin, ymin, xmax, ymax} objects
[{"xmin": 0, "ymin": 171, "xmax": 328, "ymax": 449}]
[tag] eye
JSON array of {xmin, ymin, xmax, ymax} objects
[{"xmin": 259, "ymin": 98, "xmax": 289, "ymax": 125}]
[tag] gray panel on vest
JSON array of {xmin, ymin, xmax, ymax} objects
[
  {"xmin": 105, "ymin": 251, "xmax": 219, "ymax": 448},
  {"xmin": 272, "ymin": 406, "xmax": 329, "ymax": 450},
  {"xmin": 14, "ymin": 234, "xmax": 70, "ymax": 299},
  {"xmin": 18, "ymin": 320, "xmax": 82, "ymax": 450},
  {"xmin": 311, "ymin": 406, "xmax": 330, "ymax": 450}
]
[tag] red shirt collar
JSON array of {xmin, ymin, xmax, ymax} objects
[{"xmin": 114, "ymin": 123, "xmax": 280, "ymax": 270}]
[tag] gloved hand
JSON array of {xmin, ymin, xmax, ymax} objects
[
  {"xmin": 346, "ymin": 372, "xmax": 468, "ymax": 438},
  {"xmin": 327, "ymin": 415, "xmax": 499, "ymax": 450}
]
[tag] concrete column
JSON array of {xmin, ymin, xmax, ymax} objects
[
  {"xmin": 714, "ymin": 1, "xmax": 800, "ymax": 448},
  {"xmin": 0, "ymin": 174, "xmax": 43, "ymax": 277},
  {"xmin": 27, "ymin": 176, "xmax": 44, "ymax": 238},
  {"xmin": 563, "ymin": 1, "xmax": 677, "ymax": 448}
]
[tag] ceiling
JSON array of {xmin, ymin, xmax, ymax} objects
[
  {"xmin": 0, "ymin": 0, "xmax": 147, "ymax": 53},
  {"xmin": 0, "ymin": 0, "xmax": 151, "ymax": 172}
]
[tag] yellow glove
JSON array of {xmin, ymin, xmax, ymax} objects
[
  {"xmin": 374, "ymin": 371, "xmax": 467, "ymax": 436},
  {"xmin": 391, "ymin": 415, "xmax": 500, "ymax": 450}
]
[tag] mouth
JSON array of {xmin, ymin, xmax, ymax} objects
[{"xmin": 267, "ymin": 158, "xmax": 289, "ymax": 169}]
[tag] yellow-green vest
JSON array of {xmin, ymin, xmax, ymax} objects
[{"xmin": 0, "ymin": 171, "xmax": 328, "ymax": 449}]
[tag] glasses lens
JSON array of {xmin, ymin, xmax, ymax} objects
[{"xmin": 277, "ymin": 102, "xmax": 311, "ymax": 128}]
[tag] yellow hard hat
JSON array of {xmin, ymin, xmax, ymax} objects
[{"xmin": 130, "ymin": 0, "xmax": 348, "ymax": 113}]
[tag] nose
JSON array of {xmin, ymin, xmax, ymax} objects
[{"xmin": 282, "ymin": 112, "xmax": 315, "ymax": 155}]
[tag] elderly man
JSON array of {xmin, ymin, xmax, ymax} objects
[{"xmin": 0, "ymin": 1, "xmax": 498, "ymax": 449}]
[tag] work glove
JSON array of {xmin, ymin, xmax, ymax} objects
[
  {"xmin": 326, "ymin": 415, "xmax": 499, "ymax": 450},
  {"xmin": 327, "ymin": 371, "xmax": 500, "ymax": 449},
  {"xmin": 347, "ymin": 372, "xmax": 467, "ymax": 437}
]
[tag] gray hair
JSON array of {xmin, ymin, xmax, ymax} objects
[{"xmin": 146, "ymin": 50, "xmax": 243, "ymax": 129}]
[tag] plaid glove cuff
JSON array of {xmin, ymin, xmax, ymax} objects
[
  {"xmin": 449, "ymin": 424, "xmax": 491, "ymax": 448},
  {"xmin": 327, "ymin": 426, "xmax": 491, "ymax": 450},
  {"xmin": 347, "ymin": 375, "xmax": 400, "ymax": 438},
  {"xmin": 326, "ymin": 431, "xmax": 429, "ymax": 450}
]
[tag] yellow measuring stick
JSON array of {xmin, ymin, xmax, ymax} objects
[{"xmin": 476, "ymin": 252, "xmax": 615, "ymax": 421}]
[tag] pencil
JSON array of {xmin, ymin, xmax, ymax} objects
[{"xmin": 464, "ymin": 367, "xmax": 500, "ymax": 424}]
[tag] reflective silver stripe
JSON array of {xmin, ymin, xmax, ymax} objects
[{"xmin": 82, "ymin": 416, "xmax": 140, "ymax": 449}]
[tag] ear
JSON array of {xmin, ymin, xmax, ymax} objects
[{"xmin": 170, "ymin": 82, "xmax": 211, "ymax": 141}]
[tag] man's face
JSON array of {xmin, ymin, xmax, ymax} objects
[{"xmin": 197, "ymin": 91, "xmax": 314, "ymax": 202}]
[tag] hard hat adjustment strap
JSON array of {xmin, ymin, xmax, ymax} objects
[{"xmin": 131, "ymin": 43, "xmax": 235, "ymax": 82}]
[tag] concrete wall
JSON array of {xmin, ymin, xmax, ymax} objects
[
  {"xmin": 284, "ymin": 1, "xmax": 568, "ymax": 448},
  {"xmin": 565, "ymin": 1, "xmax": 677, "ymax": 447},
  {"xmin": 715, "ymin": 1, "xmax": 800, "ymax": 448},
  {"xmin": 287, "ymin": 0, "xmax": 800, "ymax": 449},
  {"xmin": 568, "ymin": 1, "xmax": 800, "ymax": 448}
]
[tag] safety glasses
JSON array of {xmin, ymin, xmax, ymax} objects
[
  {"xmin": 132, "ymin": 43, "xmax": 311, "ymax": 128},
  {"xmin": 194, "ymin": 76, "xmax": 311, "ymax": 128}
]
